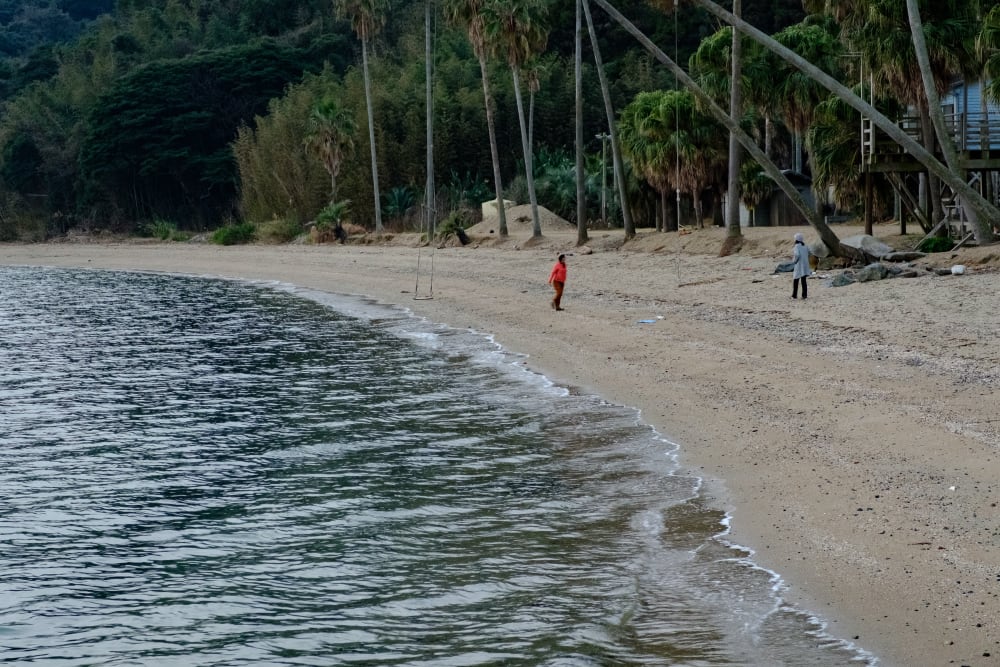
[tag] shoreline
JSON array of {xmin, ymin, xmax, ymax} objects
[{"xmin": 3, "ymin": 225, "xmax": 999, "ymax": 666}]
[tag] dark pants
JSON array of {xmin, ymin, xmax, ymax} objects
[
  {"xmin": 792, "ymin": 276, "xmax": 808, "ymax": 299},
  {"xmin": 551, "ymin": 281, "xmax": 564, "ymax": 310}
]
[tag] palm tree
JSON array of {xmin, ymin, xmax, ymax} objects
[
  {"xmin": 443, "ymin": 0, "xmax": 509, "ymax": 237},
  {"xmin": 739, "ymin": 161, "xmax": 773, "ymax": 227},
  {"xmin": 688, "ymin": 17, "xmax": 751, "ymax": 246},
  {"xmin": 823, "ymin": 0, "xmax": 974, "ymax": 230},
  {"xmin": 725, "ymin": 0, "xmax": 743, "ymax": 251},
  {"xmin": 305, "ymin": 98, "xmax": 356, "ymax": 205},
  {"xmin": 771, "ymin": 17, "xmax": 844, "ymax": 173},
  {"xmin": 618, "ymin": 90, "xmax": 677, "ymax": 231},
  {"xmin": 619, "ymin": 90, "xmax": 727, "ymax": 231},
  {"xmin": 574, "ymin": 0, "xmax": 588, "ymax": 245},
  {"xmin": 483, "ymin": 0, "xmax": 549, "ymax": 238},
  {"xmin": 591, "ymin": 0, "xmax": 850, "ymax": 255},
  {"xmin": 807, "ymin": 93, "xmax": 863, "ymax": 213},
  {"xmin": 678, "ymin": 0, "xmax": 997, "ymax": 244},
  {"xmin": 980, "ymin": 4, "xmax": 1000, "ymax": 102},
  {"xmin": 336, "ymin": 0, "xmax": 388, "ymax": 234},
  {"xmin": 582, "ymin": 0, "xmax": 634, "ymax": 238},
  {"xmin": 671, "ymin": 91, "xmax": 729, "ymax": 228},
  {"xmin": 425, "ymin": 0, "xmax": 436, "ymax": 238}
]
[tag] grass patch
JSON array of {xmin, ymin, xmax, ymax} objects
[
  {"xmin": 212, "ymin": 222, "xmax": 256, "ymax": 245},
  {"xmin": 915, "ymin": 236, "xmax": 954, "ymax": 253},
  {"xmin": 257, "ymin": 218, "xmax": 303, "ymax": 244}
]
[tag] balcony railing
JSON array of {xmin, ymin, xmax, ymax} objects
[{"xmin": 862, "ymin": 111, "xmax": 1000, "ymax": 157}]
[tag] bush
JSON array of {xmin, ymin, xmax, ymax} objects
[
  {"xmin": 142, "ymin": 219, "xmax": 179, "ymax": 240},
  {"xmin": 916, "ymin": 236, "xmax": 954, "ymax": 253},
  {"xmin": 212, "ymin": 222, "xmax": 256, "ymax": 245},
  {"xmin": 437, "ymin": 209, "xmax": 471, "ymax": 235},
  {"xmin": 257, "ymin": 218, "xmax": 303, "ymax": 243}
]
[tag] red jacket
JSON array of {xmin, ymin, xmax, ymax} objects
[{"xmin": 548, "ymin": 260, "xmax": 567, "ymax": 283}]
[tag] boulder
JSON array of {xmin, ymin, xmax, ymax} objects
[
  {"xmin": 882, "ymin": 251, "xmax": 926, "ymax": 262},
  {"xmin": 840, "ymin": 234, "xmax": 894, "ymax": 259},
  {"xmin": 809, "ymin": 241, "xmax": 831, "ymax": 258},
  {"xmin": 854, "ymin": 262, "xmax": 891, "ymax": 282},
  {"xmin": 831, "ymin": 273, "xmax": 856, "ymax": 287}
]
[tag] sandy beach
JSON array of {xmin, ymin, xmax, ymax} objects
[{"xmin": 3, "ymin": 220, "xmax": 999, "ymax": 666}]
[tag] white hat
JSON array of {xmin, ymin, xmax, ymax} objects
[{"xmin": 794, "ymin": 233, "xmax": 804, "ymax": 242}]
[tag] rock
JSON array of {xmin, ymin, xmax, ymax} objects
[
  {"xmin": 951, "ymin": 264, "xmax": 966, "ymax": 275},
  {"xmin": 935, "ymin": 267, "xmax": 952, "ymax": 276},
  {"xmin": 854, "ymin": 262, "xmax": 891, "ymax": 282},
  {"xmin": 773, "ymin": 261, "xmax": 795, "ymax": 274},
  {"xmin": 809, "ymin": 241, "xmax": 831, "ymax": 258},
  {"xmin": 831, "ymin": 273, "xmax": 856, "ymax": 287},
  {"xmin": 883, "ymin": 251, "xmax": 926, "ymax": 262},
  {"xmin": 840, "ymin": 234, "xmax": 895, "ymax": 258},
  {"xmin": 578, "ymin": 245, "xmax": 593, "ymax": 255},
  {"xmin": 897, "ymin": 269, "xmax": 920, "ymax": 278}
]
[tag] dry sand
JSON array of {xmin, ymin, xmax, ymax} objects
[{"xmin": 3, "ymin": 219, "xmax": 1000, "ymax": 666}]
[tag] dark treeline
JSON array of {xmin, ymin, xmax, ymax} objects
[{"xmin": 0, "ymin": 0, "xmax": 805, "ymax": 240}]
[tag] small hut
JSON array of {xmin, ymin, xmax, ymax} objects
[{"xmin": 749, "ymin": 170, "xmax": 815, "ymax": 227}]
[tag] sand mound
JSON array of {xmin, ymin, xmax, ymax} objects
[{"xmin": 466, "ymin": 204, "xmax": 575, "ymax": 236}]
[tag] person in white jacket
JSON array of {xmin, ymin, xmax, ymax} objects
[{"xmin": 791, "ymin": 232, "xmax": 811, "ymax": 299}]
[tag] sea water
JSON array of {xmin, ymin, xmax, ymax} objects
[{"xmin": 0, "ymin": 266, "xmax": 874, "ymax": 666}]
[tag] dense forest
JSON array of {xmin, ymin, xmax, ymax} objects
[{"xmin": 1, "ymin": 0, "xmax": 998, "ymax": 246}]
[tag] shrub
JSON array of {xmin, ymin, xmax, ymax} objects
[
  {"xmin": 916, "ymin": 236, "xmax": 954, "ymax": 253},
  {"xmin": 257, "ymin": 218, "xmax": 303, "ymax": 243},
  {"xmin": 436, "ymin": 209, "xmax": 473, "ymax": 245},
  {"xmin": 315, "ymin": 200, "xmax": 350, "ymax": 229},
  {"xmin": 437, "ymin": 209, "xmax": 471, "ymax": 236},
  {"xmin": 383, "ymin": 186, "xmax": 416, "ymax": 219},
  {"xmin": 142, "ymin": 219, "xmax": 178, "ymax": 240},
  {"xmin": 212, "ymin": 222, "xmax": 256, "ymax": 245}
]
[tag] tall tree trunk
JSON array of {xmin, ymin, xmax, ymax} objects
[
  {"xmin": 660, "ymin": 188, "xmax": 668, "ymax": 231},
  {"xmin": 511, "ymin": 66, "xmax": 542, "ymax": 238},
  {"xmin": 575, "ymin": 0, "xmax": 588, "ymax": 245},
  {"xmin": 919, "ymin": 108, "xmax": 945, "ymax": 227},
  {"xmin": 425, "ymin": 1, "xmax": 435, "ymax": 238},
  {"xmin": 982, "ymin": 87, "xmax": 993, "ymax": 204},
  {"xmin": 724, "ymin": 0, "xmax": 743, "ymax": 249},
  {"xmin": 582, "ymin": 0, "xmax": 633, "ymax": 238},
  {"xmin": 479, "ymin": 56, "xmax": 508, "ymax": 237},
  {"xmin": 362, "ymin": 39, "xmax": 383, "ymax": 234},
  {"xmin": 764, "ymin": 113, "xmax": 773, "ymax": 159},
  {"xmin": 590, "ymin": 0, "xmax": 847, "ymax": 256},
  {"xmin": 529, "ymin": 89, "xmax": 535, "ymax": 149},
  {"xmin": 690, "ymin": 0, "xmax": 997, "ymax": 245},
  {"xmin": 907, "ymin": 0, "xmax": 961, "ymax": 172},
  {"xmin": 906, "ymin": 0, "xmax": 976, "ymax": 237}
]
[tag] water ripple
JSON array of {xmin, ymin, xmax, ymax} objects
[{"xmin": 0, "ymin": 267, "xmax": 873, "ymax": 666}]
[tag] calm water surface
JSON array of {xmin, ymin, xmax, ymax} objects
[{"xmin": 0, "ymin": 266, "xmax": 874, "ymax": 665}]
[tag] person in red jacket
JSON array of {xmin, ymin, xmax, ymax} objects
[{"xmin": 548, "ymin": 254, "xmax": 567, "ymax": 311}]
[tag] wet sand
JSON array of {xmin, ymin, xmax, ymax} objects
[{"xmin": 3, "ymin": 222, "xmax": 1000, "ymax": 666}]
